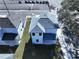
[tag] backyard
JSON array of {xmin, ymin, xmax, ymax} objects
[{"xmin": 14, "ymin": 16, "xmax": 63, "ymax": 59}]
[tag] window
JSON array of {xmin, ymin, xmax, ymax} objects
[
  {"xmin": 40, "ymin": 1, "xmax": 42, "ymax": 4},
  {"xmin": 36, "ymin": 1, "xmax": 39, "ymax": 4},
  {"xmin": 43, "ymin": 33, "xmax": 56, "ymax": 40},
  {"xmin": 2, "ymin": 33, "xmax": 18, "ymax": 40},
  {"xmin": 32, "ymin": 1, "xmax": 35, "ymax": 4},
  {"xmin": 21, "ymin": 29, "xmax": 22, "ymax": 31},
  {"xmin": 32, "ymin": 33, "xmax": 35, "ymax": 36},
  {"xmin": 25, "ymin": 1, "xmax": 28, "ymax": 3},
  {"xmin": 22, "ymin": 23, "xmax": 24, "ymax": 28},
  {"xmin": 18, "ymin": 1, "xmax": 22, "ymax": 4},
  {"xmin": 39, "ymin": 33, "xmax": 42, "ymax": 36},
  {"xmin": 36, "ymin": 39, "xmax": 39, "ymax": 42}
]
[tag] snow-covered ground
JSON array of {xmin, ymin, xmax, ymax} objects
[
  {"xmin": 0, "ymin": 54, "xmax": 14, "ymax": 59},
  {"xmin": 57, "ymin": 28, "xmax": 75, "ymax": 59},
  {"xmin": 57, "ymin": 29, "xmax": 71, "ymax": 59},
  {"xmin": 49, "ymin": 0, "xmax": 63, "ymax": 9}
]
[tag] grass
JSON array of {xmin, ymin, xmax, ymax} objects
[{"xmin": 14, "ymin": 16, "xmax": 31, "ymax": 59}]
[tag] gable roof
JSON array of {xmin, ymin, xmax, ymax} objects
[
  {"xmin": 29, "ymin": 15, "xmax": 40, "ymax": 32},
  {"xmin": 0, "ymin": 15, "xmax": 15, "ymax": 28},
  {"xmin": 29, "ymin": 12, "xmax": 58, "ymax": 33},
  {"xmin": 9, "ymin": 13, "xmax": 22, "ymax": 28},
  {"xmin": 38, "ymin": 18, "xmax": 58, "ymax": 28},
  {"xmin": 37, "ymin": 22, "xmax": 45, "ymax": 32}
]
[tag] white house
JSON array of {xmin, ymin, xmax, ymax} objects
[
  {"xmin": 0, "ymin": 15, "xmax": 26, "ymax": 46},
  {"xmin": 29, "ymin": 12, "xmax": 59, "ymax": 45}
]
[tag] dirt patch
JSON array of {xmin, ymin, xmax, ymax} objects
[{"xmin": 22, "ymin": 40, "xmax": 63, "ymax": 59}]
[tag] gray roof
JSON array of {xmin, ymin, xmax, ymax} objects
[
  {"xmin": 38, "ymin": 18, "xmax": 57, "ymax": 28},
  {"xmin": 9, "ymin": 13, "xmax": 22, "ymax": 28},
  {"xmin": 29, "ymin": 17, "xmax": 39, "ymax": 32},
  {"xmin": 0, "ymin": 17, "xmax": 15, "ymax": 28},
  {"xmin": 29, "ymin": 13, "xmax": 59, "ymax": 32}
]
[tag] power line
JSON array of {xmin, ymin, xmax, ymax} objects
[{"xmin": 3, "ymin": 0, "xmax": 10, "ymax": 16}]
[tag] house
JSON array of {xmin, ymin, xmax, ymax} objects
[
  {"xmin": 29, "ymin": 12, "xmax": 59, "ymax": 44},
  {"xmin": 0, "ymin": 15, "xmax": 26, "ymax": 46}
]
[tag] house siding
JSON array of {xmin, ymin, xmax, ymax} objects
[
  {"xmin": 0, "ymin": 28, "xmax": 17, "ymax": 40},
  {"xmin": 31, "ymin": 32, "xmax": 43, "ymax": 44},
  {"xmin": 17, "ymin": 19, "xmax": 26, "ymax": 39},
  {"xmin": 31, "ymin": 25, "xmax": 43, "ymax": 32},
  {"xmin": 2, "ymin": 28, "xmax": 17, "ymax": 33},
  {"xmin": 45, "ymin": 28, "xmax": 57, "ymax": 33}
]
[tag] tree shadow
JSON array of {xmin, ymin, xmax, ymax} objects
[
  {"xmin": 0, "ymin": 45, "xmax": 18, "ymax": 53},
  {"xmin": 22, "ymin": 40, "xmax": 57, "ymax": 59}
]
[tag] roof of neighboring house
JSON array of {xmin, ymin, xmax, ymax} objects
[
  {"xmin": 0, "ymin": 16, "xmax": 15, "ymax": 28},
  {"xmin": 0, "ymin": 14, "xmax": 23, "ymax": 28},
  {"xmin": 9, "ymin": 13, "xmax": 22, "ymax": 28},
  {"xmin": 37, "ymin": 22, "xmax": 45, "ymax": 32},
  {"xmin": 29, "ymin": 12, "xmax": 59, "ymax": 32}
]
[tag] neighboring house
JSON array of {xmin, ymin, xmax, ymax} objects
[
  {"xmin": 29, "ymin": 12, "xmax": 59, "ymax": 44},
  {"xmin": 0, "ymin": 15, "xmax": 26, "ymax": 46}
]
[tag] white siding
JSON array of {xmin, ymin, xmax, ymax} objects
[
  {"xmin": 18, "ymin": 20, "xmax": 26, "ymax": 39},
  {"xmin": 45, "ymin": 28, "xmax": 57, "ymax": 33},
  {"xmin": 31, "ymin": 32, "xmax": 43, "ymax": 44},
  {"xmin": 2, "ymin": 28, "xmax": 17, "ymax": 33},
  {"xmin": 31, "ymin": 25, "xmax": 43, "ymax": 32}
]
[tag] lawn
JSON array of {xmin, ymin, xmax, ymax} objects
[{"xmin": 14, "ymin": 16, "xmax": 31, "ymax": 59}]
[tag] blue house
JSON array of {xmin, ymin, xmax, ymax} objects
[
  {"xmin": 0, "ymin": 15, "xmax": 26, "ymax": 46},
  {"xmin": 29, "ymin": 12, "xmax": 59, "ymax": 45}
]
